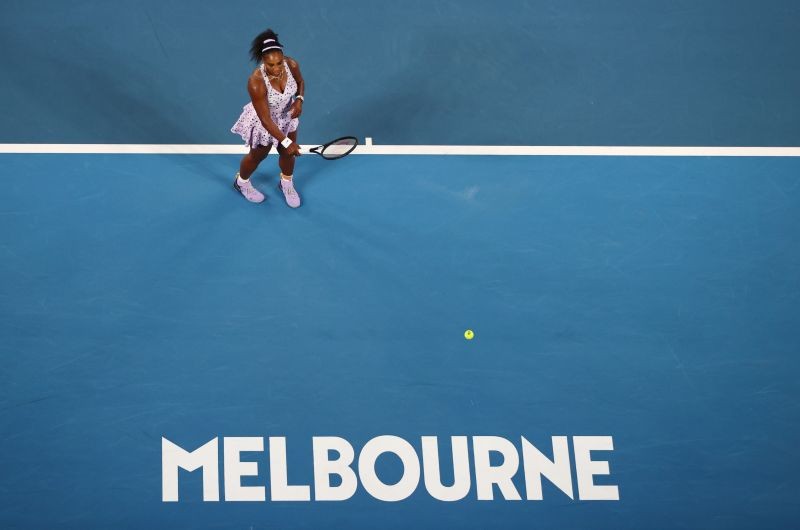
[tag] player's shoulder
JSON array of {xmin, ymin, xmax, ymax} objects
[
  {"xmin": 285, "ymin": 56, "xmax": 300, "ymax": 68},
  {"xmin": 248, "ymin": 65, "xmax": 263, "ymax": 80},
  {"xmin": 247, "ymin": 67, "xmax": 266, "ymax": 92},
  {"xmin": 248, "ymin": 66, "xmax": 265, "ymax": 84}
]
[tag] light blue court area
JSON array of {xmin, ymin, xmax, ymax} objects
[{"xmin": 1, "ymin": 153, "xmax": 799, "ymax": 528}]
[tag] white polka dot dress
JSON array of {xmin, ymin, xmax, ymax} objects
[{"xmin": 231, "ymin": 61, "xmax": 299, "ymax": 148}]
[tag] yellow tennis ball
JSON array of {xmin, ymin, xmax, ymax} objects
[{"xmin": 464, "ymin": 329, "xmax": 474, "ymax": 340}]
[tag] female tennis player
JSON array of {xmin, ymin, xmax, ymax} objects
[{"xmin": 231, "ymin": 29, "xmax": 304, "ymax": 207}]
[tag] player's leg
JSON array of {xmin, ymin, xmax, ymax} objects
[
  {"xmin": 239, "ymin": 144, "xmax": 272, "ymax": 180},
  {"xmin": 234, "ymin": 144, "xmax": 272, "ymax": 203},
  {"xmin": 276, "ymin": 131, "xmax": 301, "ymax": 208}
]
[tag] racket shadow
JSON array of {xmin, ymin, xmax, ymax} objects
[
  {"xmin": 293, "ymin": 137, "xmax": 359, "ymax": 198},
  {"xmin": 292, "ymin": 154, "xmax": 335, "ymax": 197}
]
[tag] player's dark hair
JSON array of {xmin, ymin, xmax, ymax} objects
[{"xmin": 250, "ymin": 29, "xmax": 283, "ymax": 63}]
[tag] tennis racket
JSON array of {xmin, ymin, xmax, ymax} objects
[{"xmin": 308, "ymin": 136, "xmax": 359, "ymax": 160}]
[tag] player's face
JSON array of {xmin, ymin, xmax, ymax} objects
[{"xmin": 263, "ymin": 51, "xmax": 285, "ymax": 77}]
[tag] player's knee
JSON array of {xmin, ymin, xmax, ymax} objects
[{"xmin": 252, "ymin": 150, "xmax": 269, "ymax": 162}]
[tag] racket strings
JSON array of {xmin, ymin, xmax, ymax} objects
[{"xmin": 320, "ymin": 138, "xmax": 358, "ymax": 159}]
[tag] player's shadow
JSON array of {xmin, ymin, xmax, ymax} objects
[{"xmin": 1, "ymin": 34, "xmax": 230, "ymax": 188}]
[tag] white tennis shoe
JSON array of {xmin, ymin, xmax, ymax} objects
[
  {"xmin": 279, "ymin": 178, "xmax": 301, "ymax": 208},
  {"xmin": 233, "ymin": 173, "xmax": 265, "ymax": 203}
]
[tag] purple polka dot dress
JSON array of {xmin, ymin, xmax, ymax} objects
[{"xmin": 231, "ymin": 61, "xmax": 299, "ymax": 148}]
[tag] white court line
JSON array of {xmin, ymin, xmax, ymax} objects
[{"xmin": 0, "ymin": 144, "xmax": 799, "ymax": 156}]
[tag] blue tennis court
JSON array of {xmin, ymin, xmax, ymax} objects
[
  {"xmin": 2, "ymin": 1, "xmax": 799, "ymax": 528},
  {"xmin": 2, "ymin": 153, "xmax": 798, "ymax": 528}
]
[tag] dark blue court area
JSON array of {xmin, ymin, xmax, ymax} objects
[
  {"xmin": 2, "ymin": 0, "xmax": 799, "ymax": 146},
  {"xmin": 2, "ymin": 1, "xmax": 800, "ymax": 529}
]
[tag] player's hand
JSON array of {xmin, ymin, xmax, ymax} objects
[
  {"xmin": 285, "ymin": 142, "xmax": 301, "ymax": 157},
  {"xmin": 289, "ymin": 100, "xmax": 303, "ymax": 119}
]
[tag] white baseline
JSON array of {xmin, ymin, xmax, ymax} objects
[{"xmin": 1, "ymin": 143, "xmax": 799, "ymax": 156}]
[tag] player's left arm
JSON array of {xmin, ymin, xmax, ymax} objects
[{"xmin": 287, "ymin": 56, "xmax": 304, "ymax": 119}]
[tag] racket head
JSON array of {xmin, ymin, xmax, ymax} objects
[{"xmin": 314, "ymin": 136, "xmax": 358, "ymax": 160}]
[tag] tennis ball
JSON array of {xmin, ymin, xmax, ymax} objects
[{"xmin": 464, "ymin": 329, "xmax": 474, "ymax": 340}]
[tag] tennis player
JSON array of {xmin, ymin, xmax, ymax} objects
[{"xmin": 231, "ymin": 29, "xmax": 304, "ymax": 207}]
